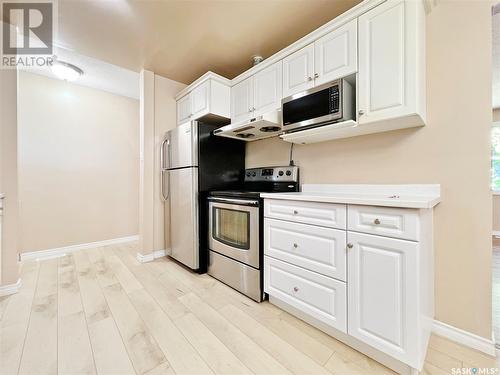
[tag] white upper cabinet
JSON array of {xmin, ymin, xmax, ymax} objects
[
  {"xmin": 177, "ymin": 94, "xmax": 192, "ymax": 124},
  {"xmin": 190, "ymin": 81, "xmax": 210, "ymax": 119},
  {"xmin": 176, "ymin": 76, "xmax": 230, "ymax": 125},
  {"xmin": 231, "ymin": 61, "xmax": 282, "ymax": 123},
  {"xmin": 283, "ymin": 19, "xmax": 357, "ymax": 98},
  {"xmin": 231, "ymin": 77, "xmax": 254, "ymax": 124},
  {"xmin": 253, "ymin": 61, "xmax": 283, "ymax": 116},
  {"xmin": 282, "ymin": 44, "xmax": 315, "ymax": 98},
  {"xmin": 357, "ymin": 0, "xmax": 425, "ymax": 126},
  {"xmin": 183, "ymin": 0, "xmax": 426, "ymax": 140},
  {"xmin": 314, "ymin": 19, "xmax": 357, "ymax": 86}
]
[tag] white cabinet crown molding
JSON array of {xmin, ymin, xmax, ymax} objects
[{"xmin": 175, "ymin": 71, "xmax": 231, "ymax": 100}]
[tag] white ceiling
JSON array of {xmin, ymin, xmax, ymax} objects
[
  {"xmin": 493, "ymin": 10, "xmax": 500, "ymax": 108},
  {"xmin": 22, "ymin": 46, "xmax": 140, "ymax": 100}
]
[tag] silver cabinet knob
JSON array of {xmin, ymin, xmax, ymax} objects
[
  {"xmin": 293, "ymin": 287, "xmax": 299, "ymax": 292},
  {"xmin": 347, "ymin": 243, "xmax": 354, "ymax": 249},
  {"xmin": 293, "ymin": 243, "xmax": 298, "ymax": 248},
  {"xmin": 358, "ymin": 110, "xmax": 364, "ymax": 115},
  {"xmin": 307, "ymin": 76, "xmax": 313, "ymax": 81},
  {"xmin": 293, "ymin": 210, "xmax": 298, "ymax": 215},
  {"xmin": 314, "ymin": 73, "xmax": 319, "ymax": 78},
  {"xmin": 374, "ymin": 218, "xmax": 381, "ymax": 225},
  {"xmin": 248, "ymin": 109, "xmax": 253, "ymax": 113}
]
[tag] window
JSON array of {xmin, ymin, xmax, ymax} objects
[{"xmin": 492, "ymin": 125, "xmax": 500, "ymax": 191}]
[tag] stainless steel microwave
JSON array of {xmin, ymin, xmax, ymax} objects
[{"xmin": 281, "ymin": 78, "xmax": 355, "ymax": 133}]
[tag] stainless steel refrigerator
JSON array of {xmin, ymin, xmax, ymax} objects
[{"xmin": 160, "ymin": 121, "xmax": 244, "ymax": 271}]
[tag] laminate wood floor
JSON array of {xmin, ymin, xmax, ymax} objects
[{"xmin": 1, "ymin": 242, "xmax": 498, "ymax": 375}]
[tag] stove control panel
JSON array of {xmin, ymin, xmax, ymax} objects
[{"xmin": 244, "ymin": 166, "xmax": 299, "ymax": 182}]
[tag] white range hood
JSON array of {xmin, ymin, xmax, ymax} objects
[{"xmin": 213, "ymin": 110, "xmax": 282, "ymax": 141}]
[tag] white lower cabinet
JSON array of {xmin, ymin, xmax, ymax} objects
[
  {"xmin": 347, "ymin": 231, "xmax": 418, "ymax": 365},
  {"xmin": 264, "ymin": 198, "xmax": 433, "ymax": 373},
  {"xmin": 264, "ymin": 256, "xmax": 347, "ymax": 333}
]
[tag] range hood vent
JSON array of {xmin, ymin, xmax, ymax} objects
[{"xmin": 213, "ymin": 110, "xmax": 282, "ymax": 141}]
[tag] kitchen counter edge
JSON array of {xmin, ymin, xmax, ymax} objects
[{"xmin": 259, "ymin": 192, "xmax": 441, "ymax": 209}]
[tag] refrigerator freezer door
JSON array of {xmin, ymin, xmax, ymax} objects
[
  {"xmin": 169, "ymin": 167, "xmax": 199, "ymax": 269},
  {"xmin": 168, "ymin": 122, "xmax": 198, "ymax": 169}
]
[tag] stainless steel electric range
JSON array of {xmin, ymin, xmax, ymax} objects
[{"xmin": 207, "ymin": 166, "xmax": 299, "ymax": 302}]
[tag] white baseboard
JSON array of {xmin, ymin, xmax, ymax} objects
[
  {"xmin": 136, "ymin": 249, "xmax": 169, "ymax": 263},
  {"xmin": 432, "ymin": 320, "xmax": 496, "ymax": 357},
  {"xmin": 0, "ymin": 278, "xmax": 22, "ymax": 297},
  {"xmin": 20, "ymin": 235, "xmax": 139, "ymax": 262}
]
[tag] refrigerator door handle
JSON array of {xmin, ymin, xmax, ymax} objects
[
  {"xmin": 161, "ymin": 170, "xmax": 169, "ymax": 201},
  {"xmin": 160, "ymin": 138, "xmax": 170, "ymax": 170}
]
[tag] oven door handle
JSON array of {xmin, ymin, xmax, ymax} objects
[{"xmin": 208, "ymin": 197, "xmax": 259, "ymax": 206}]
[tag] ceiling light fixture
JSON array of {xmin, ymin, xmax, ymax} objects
[{"xmin": 51, "ymin": 60, "xmax": 84, "ymax": 82}]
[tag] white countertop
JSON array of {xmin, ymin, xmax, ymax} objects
[{"xmin": 260, "ymin": 184, "xmax": 441, "ymax": 209}]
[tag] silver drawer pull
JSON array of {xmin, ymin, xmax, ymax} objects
[
  {"xmin": 374, "ymin": 218, "xmax": 381, "ymax": 225},
  {"xmin": 347, "ymin": 243, "xmax": 353, "ymax": 249},
  {"xmin": 293, "ymin": 243, "xmax": 298, "ymax": 248},
  {"xmin": 293, "ymin": 210, "xmax": 298, "ymax": 215},
  {"xmin": 293, "ymin": 287, "xmax": 299, "ymax": 292}
]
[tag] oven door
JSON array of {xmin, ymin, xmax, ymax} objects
[{"xmin": 208, "ymin": 198, "xmax": 260, "ymax": 269}]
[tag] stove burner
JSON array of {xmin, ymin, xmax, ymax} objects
[
  {"xmin": 236, "ymin": 133, "xmax": 255, "ymax": 139},
  {"xmin": 260, "ymin": 126, "xmax": 281, "ymax": 133}
]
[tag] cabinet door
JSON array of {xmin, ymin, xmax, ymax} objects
[
  {"xmin": 177, "ymin": 94, "xmax": 191, "ymax": 124},
  {"xmin": 348, "ymin": 231, "xmax": 418, "ymax": 365},
  {"xmin": 191, "ymin": 81, "xmax": 210, "ymax": 120},
  {"xmin": 231, "ymin": 77, "xmax": 254, "ymax": 124},
  {"xmin": 314, "ymin": 19, "xmax": 357, "ymax": 86},
  {"xmin": 358, "ymin": 0, "xmax": 416, "ymax": 124},
  {"xmin": 282, "ymin": 44, "xmax": 314, "ymax": 98},
  {"xmin": 253, "ymin": 61, "xmax": 282, "ymax": 116}
]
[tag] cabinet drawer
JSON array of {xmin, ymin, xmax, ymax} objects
[
  {"xmin": 264, "ymin": 218, "xmax": 346, "ymax": 281},
  {"xmin": 264, "ymin": 199, "xmax": 346, "ymax": 229},
  {"xmin": 264, "ymin": 256, "xmax": 346, "ymax": 333},
  {"xmin": 348, "ymin": 205, "xmax": 419, "ymax": 241}
]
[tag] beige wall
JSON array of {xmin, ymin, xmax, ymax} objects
[
  {"xmin": 247, "ymin": 1, "xmax": 493, "ymax": 339},
  {"xmin": 138, "ymin": 70, "xmax": 185, "ymax": 255},
  {"xmin": 0, "ymin": 69, "xmax": 20, "ymax": 285},
  {"xmin": 139, "ymin": 70, "xmax": 155, "ymax": 255},
  {"xmin": 18, "ymin": 72, "xmax": 139, "ymax": 253}
]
